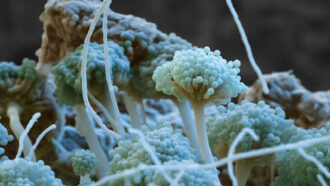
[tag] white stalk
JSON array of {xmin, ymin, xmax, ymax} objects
[
  {"xmin": 140, "ymin": 99, "xmax": 147, "ymax": 125},
  {"xmin": 75, "ymin": 104, "xmax": 109, "ymax": 178},
  {"xmin": 7, "ymin": 102, "xmax": 36, "ymax": 161},
  {"xmin": 175, "ymin": 100, "xmax": 200, "ymax": 152},
  {"xmin": 225, "ymin": 0, "xmax": 269, "ymax": 94},
  {"xmin": 191, "ymin": 102, "xmax": 218, "ymax": 177},
  {"xmin": 28, "ymin": 124, "xmax": 56, "ymax": 159},
  {"xmin": 102, "ymin": 0, "xmax": 125, "ymax": 136},
  {"xmin": 123, "ymin": 92, "xmax": 143, "ymax": 128},
  {"xmin": 80, "ymin": 0, "xmax": 120, "ymax": 140}
]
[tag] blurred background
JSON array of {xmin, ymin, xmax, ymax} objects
[{"xmin": 0, "ymin": 0, "xmax": 329, "ymax": 91}]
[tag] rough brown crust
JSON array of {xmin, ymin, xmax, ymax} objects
[{"xmin": 39, "ymin": 0, "xmax": 167, "ymax": 71}]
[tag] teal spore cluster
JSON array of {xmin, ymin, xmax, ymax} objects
[
  {"xmin": 107, "ymin": 121, "xmax": 204, "ymax": 185},
  {"xmin": 71, "ymin": 149, "xmax": 98, "ymax": 177},
  {"xmin": 273, "ymin": 123, "xmax": 330, "ymax": 186},
  {"xmin": 0, "ymin": 59, "xmax": 42, "ymax": 86},
  {"xmin": 129, "ymin": 33, "xmax": 192, "ymax": 98},
  {"xmin": 153, "ymin": 47, "xmax": 247, "ymax": 104},
  {"xmin": 16, "ymin": 58, "xmax": 43, "ymax": 86},
  {"xmin": 0, "ymin": 59, "xmax": 43, "ymax": 109},
  {"xmin": 0, "ymin": 123, "xmax": 13, "ymax": 161},
  {"xmin": 52, "ymin": 41, "xmax": 130, "ymax": 105},
  {"xmin": 0, "ymin": 158, "xmax": 63, "ymax": 186},
  {"xmin": 119, "ymin": 30, "xmax": 148, "ymax": 51},
  {"xmin": 0, "ymin": 62, "xmax": 17, "ymax": 81},
  {"xmin": 207, "ymin": 100, "xmax": 297, "ymax": 154}
]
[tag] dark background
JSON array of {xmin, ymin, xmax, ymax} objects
[{"xmin": 0, "ymin": 0, "xmax": 329, "ymax": 91}]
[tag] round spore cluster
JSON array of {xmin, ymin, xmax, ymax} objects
[
  {"xmin": 274, "ymin": 123, "xmax": 330, "ymax": 186},
  {"xmin": 153, "ymin": 47, "xmax": 247, "ymax": 104},
  {"xmin": 71, "ymin": 149, "xmax": 98, "ymax": 177},
  {"xmin": 52, "ymin": 41, "xmax": 130, "ymax": 105},
  {"xmin": 207, "ymin": 100, "xmax": 297, "ymax": 156},
  {"xmin": 107, "ymin": 121, "xmax": 208, "ymax": 185}
]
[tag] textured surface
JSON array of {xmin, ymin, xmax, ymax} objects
[
  {"xmin": 107, "ymin": 122, "xmax": 216, "ymax": 185},
  {"xmin": 52, "ymin": 41, "xmax": 129, "ymax": 105},
  {"xmin": 274, "ymin": 123, "xmax": 330, "ymax": 186},
  {"xmin": 239, "ymin": 72, "xmax": 330, "ymax": 129},
  {"xmin": 153, "ymin": 47, "xmax": 247, "ymax": 104},
  {"xmin": 0, "ymin": 158, "xmax": 63, "ymax": 186},
  {"xmin": 207, "ymin": 101, "xmax": 296, "ymax": 156},
  {"xmin": 0, "ymin": 0, "xmax": 329, "ymax": 90}
]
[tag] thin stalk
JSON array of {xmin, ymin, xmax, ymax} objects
[
  {"xmin": 80, "ymin": 0, "xmax": 120, "ymax": 140},
  {"xmin": 28, "ymin": 124, "xmax": 56, "ymax": 159},
  {"xmin": 102, "ymin": 0, "xmax": 125, "ymax": 135},
  {"xmin": 123, "ymin": 92, "xmax": 142, "ymax": 128},
  {"xmin": 235, "ymin": 159, "xmax": 255, "ymax": 186},
  {"xmin": 174, "ymin": 100, "xmax": 200, "ymax": 152},
  {"xmin": 191, "ymin": 102, "xmax": 218, "ymax": 176},
  {"xmin": 140, "ymin": 99, "xmax": 147, "ymax": 125},
  {"xmin": 101, "ymin": 93, "xmax": 125, "ymax": 135},
  {"xmin": 7, "ymin": 102, "xmax": 35, "ymax": 161},
  {"xmin": 75, "ymin": 104, "xmax": 109, "ymax": 178},
  {"xmin": 225, "ymin": 0, "xmax": 269, "ymax": 94},
  {"xmin": 88, "ymin": 92, "xmax": 116, "ymax": 128}
]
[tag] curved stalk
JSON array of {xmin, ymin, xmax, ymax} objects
[
  {"xmin": 102, "ymin": 0, "xmax": 125, "ymax": 136},
  {"xmin": 75, "ymin": 104, "xmax": 109, "ymax": 178},
  {"xmin": 123, "ymin": 92, "xmax": 142, "ymax": 128},
  {"xmin": 80, "ymin": 0, "xmax": 120, "ymax": 140},
  {"xmin": 235, "ymin": 159, "xmax": 255, "ymax": 186},
  {"xmin": 191, "ymin": 102, "xmax": 217, "ymax": 176},
  {"xmin": 225, "ymin": 0, "xmax": 269, "ymax": 94},
  {"xmin": 174, "ymin": 100, "xmax": 200, "ymax": 152},
  {"xmin": 7, "ymin": 102, "xmax": 36, "ymax": 161},
  {"xmin": 28, "ymin": 124, "xmax": 56, "ymax": 159}
]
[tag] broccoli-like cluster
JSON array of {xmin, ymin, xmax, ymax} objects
[
  {"xmin": 153, "ymin": 47, "xmax": 247, "ymax": 104},
  {"xmin": 107, "ymin": 121, "xmax": 215, "ymax": 185},
  {"xmin": 52, "ymin": 41, "xmax": 130, "ymax": 105},
  {"xmin": 0, "ymin": 59, "xmax": 43, "ymax": 108},
  {"xmin": 207, "ymin": 100, "xmax": 298, "ymax": 186},
  {"xmin": 16, "ymin": 59, "xmax": 43, "ymax": 86},
  {"xmin": 0, "ymin": 123, "xmax": 13, "ymax": 161},
  {"xmin": 0, "ymin": 59, "xmax": 45, "ymax": 161},
  {"xmin": 0, "ymin": 59, "xmax": 42, "ymax": 86},
  {"xmin": 71, "ymin": 149, "xmax": 98, "ymax": 177},
  {"xmin": 273, "ymin": 123, "xmax": 330, "ymax": 186},
  {"xmin": 0, "ymin": 62, "xmax": 17, "ymax": 81},
  {"xmin": 207, "ymin": 100, "xmax": 297, "ymax": 155},
  {"xmin": 129, "ymin": 33, "xmax": 192, "ymax": 99},
  {"xmin": 0, "ymin": 158, "xmax": 63, "ymax": 186}
]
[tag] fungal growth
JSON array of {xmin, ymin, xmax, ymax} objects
[
  {"xmin": 71, "ymin": 149, "xmax": 98, "ymax": 185},
  {"xmin": 0, "ymin": 123, "xmax": 13, "ymax": 161},
  {"xmin": 0, "ymin": 59, "xmax": 46, "ymax": 161},
  {"xmin": 107, "ymin": 121, "xmax": 217, "ymax": 186},
  {"xmin": 240, "ymin": 72, "xmax": 330, "ymax": 129},
  {"xmin": 274, "ymin": 123, "xmax": 330, "ymax": 186},
  {"xmin": 153, "ymin": 47, "xmax": 247, "ymax": 168},
  {"xmin": 0, "ymin": 0, "xmax": 329, "ymax": 185},
  {"xmin": 207, "ymin": 101, "xmax": 297, "ymax": 186},
  {"xmin": 52, "ymin": 41, "xmax": 130, "ymax": 177}
]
